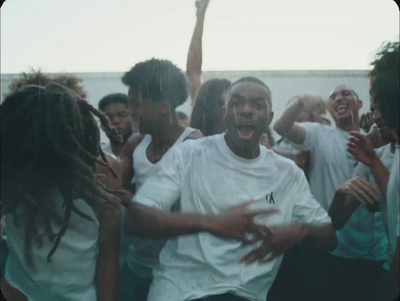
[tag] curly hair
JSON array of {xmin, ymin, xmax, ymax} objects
[
  {"xmin": 190, "ymin": 78, "xmax": 231, "ymax": 136},
  {"xmin": 122, "ymin": 58, "xmax": 188, "ymax": 108},
  {"xmin": 369, "ymin": 41, "xmax": 399, "ymax": 138},
  {"xmin": 1, "ymin": 84, "xmax": 119, "ymax": 267},
  {"xmin": 6, "ymin": 70, "xmax": 87, "ymax": 99}
]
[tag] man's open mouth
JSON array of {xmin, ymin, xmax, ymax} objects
[{"xmin": 237, "ymin": 124, "xmax": 255, "ymax": 139}]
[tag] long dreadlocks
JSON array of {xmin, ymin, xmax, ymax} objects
[{"xmin": 1, "ymin": 84, "xmax": 120, "ymax": 267}]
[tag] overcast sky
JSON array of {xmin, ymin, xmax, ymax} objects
[{"xmin": 1, "ymin": 0, "xmax": 398, "ymax": 73}]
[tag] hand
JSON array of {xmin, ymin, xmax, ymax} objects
[
  {"xmin": 195, "ymin": 0, "xmax": 210, "ymax": 18},
  {"xmin": 338, "ymin": 177, "xmax": 381, "ymax": 206},
  {"xmin": 207, "ymin": 200, "xmax": 280, "ymax": 244},
  {"xmin": 298, "ymin": 93, "xmax": 326, "ymax": 115},
  {"xmin": 347, "ymin": 131, "xmax": 378, "ymax": 166},
  {"xmin": 240, "ymin": 224, "xmax": 307, "ymax": 264}
]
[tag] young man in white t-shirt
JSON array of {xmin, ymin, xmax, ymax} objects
[
  {"xmin": 124, "ymin": 77, "xmax": 337, "ymax": 301},
  {"xmin": 274, "ymin": 85, "xmax": 385, "ymax": 301},
  {"xmin": 118, "ymin": 58, "xmax": 202, "ymax": 301}
]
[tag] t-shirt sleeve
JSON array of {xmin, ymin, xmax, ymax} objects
[
  {"xmin": 297, "ymin": 122, "xmax": 327, "ymax": 152},
  {"xmin": 292, "ymin": 168, "xmax": 332, "ymax": 224},
  {"xmin": 133, "ymin": 148, "xmax": 183, "ymax": 212}
]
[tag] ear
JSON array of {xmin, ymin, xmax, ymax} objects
[
  {"xmin": 266, "ymin": 111, "xmax": 274, "ymax": 126},
  {"xmin": 357, "ymin": 99, "xmax": 363, "ymax": 110},
  {"xmin": 157, "ymin": 100, "xmax": 171, "ymax": 114}
]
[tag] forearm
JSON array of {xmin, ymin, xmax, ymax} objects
[
  {"xmin": 186, "ymin": 16, "xmax": 205, "ymax": 101},
  {"xmin": 97, "ymin": 225, "xmax": 120, "ymax": 301},
  {"xmin": 273, "ymin": 96, "xmax": 305, "ymax": 144},
  {"xmin": 303, "ymin": 223, "xmax": 338, "ymax": 251},
  {"xmin": 328, "ymin": 191, "xmax": 360, "ymax": 230},
  {"xmin": 124, "ymin": 203, "xmax": 210, "ymax": 238},
  {"xmin": 369, "ymin": 156, "xmax": 389, "ymax": 195}
]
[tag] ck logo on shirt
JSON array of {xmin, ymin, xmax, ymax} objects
[{"xmin": 266, "ymin": 192, "xmax": 277, "ymax": 204}]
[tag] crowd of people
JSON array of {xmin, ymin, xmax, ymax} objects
[{"xmin": 1, "ymin": 1, "xmax": 399, "ymax": 301}]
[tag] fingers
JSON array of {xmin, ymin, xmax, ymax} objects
[
  {"xmin": 240, "ymin": 241, "xmax": 277, "ymax": 264},
  {"xmin": 227, "ymin": 199, "xmax": 254, "ymax": 213},
  {"xmin": 347, "ymin": 178, "xmax": 380, "ymax": 204},
  {"xmin": 247, "ymin": 208, "xmax": 280, "ymax": 218}
]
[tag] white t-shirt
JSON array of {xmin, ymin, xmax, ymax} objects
[
  {"xmin": 354, "ymin": 144, "xmax": 394, "ymax": 264},
  {"xmin": 299, "ymin": 122, "xmax": 376, "ymax": 259},
  {"xmin": 127, "ymin": 127, "xmax": 200, "ymax": 278},
  {"xmin": 387, "ymin": 146, "xmax": 399, "ymax": 261},
  {"xmin": 134, "ymin": 134, "xmax": 331, "ymax": 301},
  {"xmin": 5, "ymin": 189, "xmax": 99, "ymax": 301}
]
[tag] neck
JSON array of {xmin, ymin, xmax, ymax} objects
[
  {"xmin": 336, "ymin": 115, "xmax": 360, "ymax": 132},
  {"xmin": 150, "ymin": 119, "xmax": 185, "ymax": 147},
  {"xmin": 224, "ymin": 134, "xmax": 260, "ymax": 159}
]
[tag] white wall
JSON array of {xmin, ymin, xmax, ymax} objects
[{"xmin": 1, "ymin": 70, "xmax": 371, "ymax": 142}]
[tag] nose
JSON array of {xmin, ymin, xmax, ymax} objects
[
  {"xmin": 240, "ymin": 101, "xmax": 255, "ymax": 115},
  {"xmin": 110, "ymin": 115, "xmax": 120, "ymax": 125}
]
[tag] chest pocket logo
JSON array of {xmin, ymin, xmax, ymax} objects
[{"xmin": 266, "ymin": 192, "xmax": 277, "ymax": 204}]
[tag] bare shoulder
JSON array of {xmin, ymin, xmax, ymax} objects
[{"xmin": 120, "ymin": 133, "xmax": 146, "ymax": 157}]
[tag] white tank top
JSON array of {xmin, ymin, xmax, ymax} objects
[
  {"xmin": 5, "ymin": 189, "xmax": 99, "ymax": 301},
  {"xmin": 127, "ymin": 127, "xmax": 200, "ymax": 278}
]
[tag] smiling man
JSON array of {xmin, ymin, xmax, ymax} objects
[
  {"xmin": 124, "ymin": 77, "xmax": 336, "ymax": 301},
  {"xmin": 274, "ymin": 86, "xmax": 387, "ymax": 301}
]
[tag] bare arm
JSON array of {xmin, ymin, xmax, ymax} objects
[
  {"xmin": 119, "ymin": 134, "xmax": 144, "ymax": 191},
  {"xmin": 329, "ymin": 177, "xmax": 381, "ymax": 230},
  {"xmin": 186, "ymin": 0, "xmax": 210, "ymax": 103},
  {"xmin": 241, "ymin": 223, "xmax": 337, "ymax": 263},
  {"xmin": 273, "ymin": 94, "xmax": 325, "ymax": 145},
  {"xmin": 124, "ymin": 202, "xmax": 279, "ymax": 243},
  {"xmin": 97, "ymin": 199, "xmax": 121, "ymax": 301},
  {"xmin": 347, "ymin": 131, "xmax": 390, "ymax": 195}
]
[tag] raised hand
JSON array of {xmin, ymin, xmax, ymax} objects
[
  {"xmin": 347, "ymin": 131, "xmax": 378, "ymax": 166},
  {"xmin": 240, "ymin": 224, "xmax": 307, "ymax": 264},
  {"xmin": 299, "ymin": 93, "xmax": 326, "ymax": 116},
  {"xmin": 207, "ymin": 200, "xmax": 280, "ymax": 244},
  {"xmin": 195, "ymin": 0, "xmax": 210, "ymax": 18},
  {"xmin": 338, "ymin": 177, "xmax": 381, "ymax": 206}
]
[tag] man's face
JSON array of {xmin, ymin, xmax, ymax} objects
[
  {"xmin": 128, "ymin": 88, "xmax": 162, "ymax": 134},
  {"xmin": 224, "ymin": 81, "xmax": 273, "ymax": 148},
  {"xmin": 327, "ymin": 85, "xmax": 361, "ymax": 122},
  {"xmin": 370, "ymin": 98, "xmax": 394, "ymax": 142},
  {"xmin": 103, "ymin": 102, "xmax": 133, "ymax": 142}
]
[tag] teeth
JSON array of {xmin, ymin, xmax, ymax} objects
[{"xmin": 336, "ymin": 105, "xmax": 348, "ymax": 112}]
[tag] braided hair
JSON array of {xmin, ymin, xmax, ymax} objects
[{"xmin": 1, "ymin": 84, "xmax": 119, "ymax": 267}]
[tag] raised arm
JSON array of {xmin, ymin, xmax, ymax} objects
[
  {"xmin": 273, "ymin": 94, "xmax": 325, "ymax": 145},
  {"xmin": 329, "ymin": 177, "xmax": 381, "ymax": 230},
  {"xmin": 186, "ymin": 0, "xmax": 210, "ymax": 103},
  {"xmin": 347, "ymin": 131, "xmax": 390, "ymax": 195},
  {"xmin": 125, "ymin": 202, "xmax": 279, "ymax": 244}
]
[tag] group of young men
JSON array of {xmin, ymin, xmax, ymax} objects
[
  {"xmin": 0, "ymin": 0, "xmax": 397, "ymax": 300},
  {"xmin": 90, "ymin": 41, "xmax": 398, "ymax": 301}
]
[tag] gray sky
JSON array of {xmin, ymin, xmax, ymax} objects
[{"xmin": 1, "ymin": 0, "xmax": 399, "ymax": 73}]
